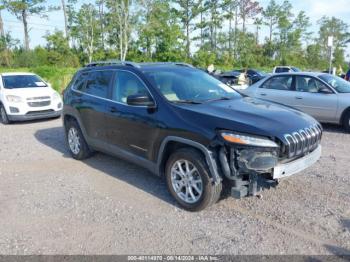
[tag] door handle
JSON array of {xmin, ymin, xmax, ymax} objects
[
  {"xmin": 295, "ymin": 96, "xmax": 303, "ymax": 100},
  {"xmin": 110, "ymin": 106, "xmax": 118, "ymax": 113},
  {"xmin": 259, "ymin": 93, "xmax": 267, "ymax": 96}
]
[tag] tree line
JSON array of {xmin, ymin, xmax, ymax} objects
[{"xmin": 0, "ymin": 0, "xmax": 349, "ymax": 71}]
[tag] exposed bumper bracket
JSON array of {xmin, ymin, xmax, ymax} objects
[{"xmin": 231, "ymin": 173, "xmax": 278, "ymax": 199}]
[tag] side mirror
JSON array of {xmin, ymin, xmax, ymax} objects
[
  {"xmin": 127, "ymin": 94, "xmax": 155, "ymax": 107},
  {"xmin": 319, "ymin": 87, "xmax": 333, "ymax": 94}
]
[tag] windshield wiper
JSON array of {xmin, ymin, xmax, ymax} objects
[
  {"xmin": 204, "ymin": 97, "xmax": 232, "ymax": 102},
  {"xmin": 172, "ymin": 100, "xmax": 202, "ymax": 104}
]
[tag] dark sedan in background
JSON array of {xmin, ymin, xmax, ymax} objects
[{"xmin": 216, "ymin": 69, "xmax": 268, "ymax": 86}]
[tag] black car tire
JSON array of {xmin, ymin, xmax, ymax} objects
[
  {"xmin": 165, "ymin": 148, "xmax": 222, "ymax": 211},
  {"xmin": 343, "ymin": 111, "xmax": 350, "ymax": 133},
  {"xmin": 65, "ymin": 119, "xmax": 93, "ymax": 160},
  {"xmin": 0, "ymin": 104, "xmax": 10, "ymax": 125}
]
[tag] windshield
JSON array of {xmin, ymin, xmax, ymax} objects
[
  {"xmin": 319, "ymin": 74, "xmax": 350, "ymax": 93},
  {"xmin": 2, "ymin": 75, "xmax": 47, "ymax": 89},
  {"xmin": 144, "ymin": 68, "xmax": 241, "ymax": 103}
]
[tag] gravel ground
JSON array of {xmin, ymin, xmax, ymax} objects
[{"xmin": 0, "ymin": 118, "xmax": 349, "ymax": 255}]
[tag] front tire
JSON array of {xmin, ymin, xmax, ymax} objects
[
  {"xmin": 0, "ymin": 105, "xmax": 10, "ymax": 125},
  {"xmin": 343, "ymin": 111, "xmax": 350, "ymax": 133},
  {"xmin": 65, "ymin": 119, "xmax": 93, "ymax": 160},
  {"xmin": 165, "ymin": 148, "xmax": 222, "ymax": 211}
]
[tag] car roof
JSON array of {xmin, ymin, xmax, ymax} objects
[
  {"xmin": 80, "ymin": 61, "xmax": 196, "ymax": 72},
  {"xmin": 78, "ymin": 65, "xmax": 198, "ymax": 76},
  {"xmin": 0, "ymin": 72, "xmax": 36, "ymax": 76},
  {"xmin": 270, "ymin": 72, "xmax": 325, "ymax": 77},
  {"xmin": 138, "ymin": 62, "xmax": 194, "ymax": 69}
]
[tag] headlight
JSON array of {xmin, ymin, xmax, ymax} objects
[
  {"xmin": 220, "ymin": 131, "xmax": 278, "ymax": 148},
  {"xmin": 53, "ymin": 92, "xmax": 61, "ymax": 100},
  {"xmin": 6, "ymin": 95, "xmax": 22, "ymax": 103}
]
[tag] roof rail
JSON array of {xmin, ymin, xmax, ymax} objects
[
  {"xmin": 138, "ymin": 62, "xmax": 194, "ymax": 68},
  {"xmin": 85, "ymin": 60, "xmax": 140, "ymax": 68}
]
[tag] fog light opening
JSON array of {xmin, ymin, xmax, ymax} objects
[{"xmin": 9, "ymin": 107, "xmax": 19, "ymax": 113}]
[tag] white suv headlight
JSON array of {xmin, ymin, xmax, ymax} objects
[
  {"xmin": 6, "ymin": 95, "xmax": 22, "ymax": 103},
  {"xmin": 220, "ymin": 131, "xmax": 279, "ymax": 148},
  {"xmin": 52, "ymin": 92, "xmax": 61, "ymax": 100}
]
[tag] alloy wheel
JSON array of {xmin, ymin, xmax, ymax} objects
[
  {"xmin": 170, "ymin": 159, "xmax": 203, "ymax": 204},
  {"xmin": 68, "ymin": 127, "xmax": 81, "ymax": 155}
]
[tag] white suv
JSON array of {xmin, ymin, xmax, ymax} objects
[{"xmin": 0, "ymin": 72, "xmax": 62, "ymax": 124}]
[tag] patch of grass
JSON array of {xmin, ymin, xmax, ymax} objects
[{"xmin": 0, "ymin": 66, "xmax": 77, "ymax": 92}]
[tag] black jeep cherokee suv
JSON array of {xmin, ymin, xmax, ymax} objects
[{"xmin": 63, "ymin": 61, "xmax": 322, "ymax": 211}]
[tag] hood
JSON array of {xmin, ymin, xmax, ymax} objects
[
  {"xmin": 173, "ymin": 97, "xmax": 319, "ymax": 142},
  {"xmin": 3, "ymin": 87, "xmax": 56, "ymax": 99}
]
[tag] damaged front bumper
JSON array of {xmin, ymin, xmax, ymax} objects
[
  {"xmin": 273, "ymin": 145, "xmax": 321, "ymax": 179},
  {"xmin": 216, "ymin": 141, "xmax": 322, "ymax": 199}
]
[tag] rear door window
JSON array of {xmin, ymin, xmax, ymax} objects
[
  {"xmin": 81, "ymin": 70, "xmax": 114, "ymax": 99},
  {"xmin": 262, "ymin": 76, "xmax": 294, "ymax": 91},
  {"xmin": 73, "ymin": 72, "xmax": 88, "ymax": 91}
]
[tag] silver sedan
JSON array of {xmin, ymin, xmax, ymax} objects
[{"xmin": 242, "ymin": 72, "xmax": 350, "ymax": 132}]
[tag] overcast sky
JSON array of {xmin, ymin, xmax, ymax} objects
[{"xmin": 2, "ymin": 0, "xmax": 350, "ymax": 58}]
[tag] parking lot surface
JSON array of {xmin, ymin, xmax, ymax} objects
[{"xmin": 0, "ymin": 118, "xmax": 349, "ymax": 255}]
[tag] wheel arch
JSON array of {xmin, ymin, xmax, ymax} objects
[
  {"xmin": 0, "ymin": 100, "xmax": 8, "ymax": 113},
  {"xmin": 63, "ymin": 114, "xmax": 76, "ymax": 127},
  {"xmin": 157, "ymin": 136, "xmax": 221, "ymax": 184},
  {"xmin": 62, "ymin": 112, "xmax": 90, "ymax": 142},
  {"xmin": 0, "ymin": 100, "xmax": 6, "ymax": 109},
  {"xmin": 340, "ymin": 107, "xmax": 350, "ymax": 125}
]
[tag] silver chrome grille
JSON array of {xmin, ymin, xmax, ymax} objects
[
  {"xmin": 284, "ymin": 125, "xmax": 322, "ymax": 158},
  {"xmin": 28, "ymin": 101, "xmax": 51, "ymax": 107},
  {"xmin": 26, "ymin": 96, "xmax": 51, "ymax": 107}
]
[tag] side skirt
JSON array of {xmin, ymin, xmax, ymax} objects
[{"xmin": 87, "ymin": 138, "xmax": 159, "ymax": 176}]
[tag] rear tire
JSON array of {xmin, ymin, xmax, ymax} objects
[
  {"xmin": 0, "ymin": 105, "xmax": 10, "ymax": 125},
  {"xmin": 65, "ymin": 119, "xmax": 93, "ymax": 160},
  {"xmin": 165, "ymin": 148, "xmax": 222, "ymax": 211},
  {"xmin": 343, "ymin": 111, "xmax": 350, "ymax": 133}
]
